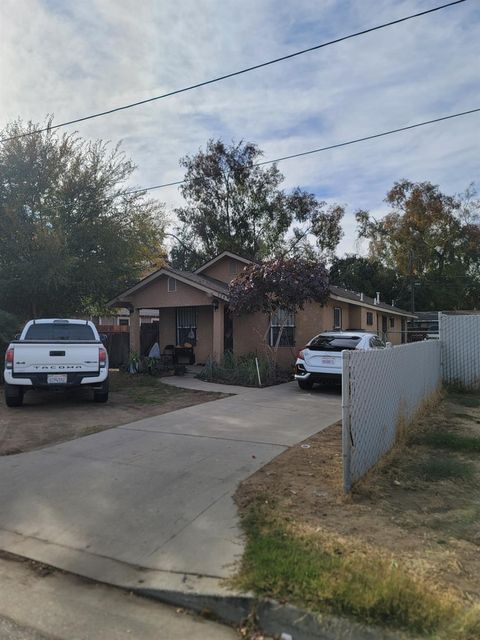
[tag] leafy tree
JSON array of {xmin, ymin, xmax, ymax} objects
[
  {"xmin": 0, "ymin": 119, "xmax": 165, "ymax": 318},
  {"xmin": 0, "ymin": 310, "xmax": 21, "ymax": 373},
  {"xmin": 229, "ymin": 257, "xmax": 329, "ymax": 360},
  {"xmin": 170, "ymin": 139, "xmax": 344, "ymax": 269},
  {"xmin": 356, "ymin": 180, "xmax": 480, "ymax": 310},
  {"xmin": 329, "ymin": 255, "xmax": 402, "ymax": 305}
]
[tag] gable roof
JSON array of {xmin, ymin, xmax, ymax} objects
[
  {"xmin": 195, "ymin": 251, "xmax": 254, "ymax": 274},
  {"xmin": 109, "ymin": 252, "xmax": 413, "ymax": 318},
  {"xmin": 108, "ymin": 266, "xmax": 229, "ymax": 306}
]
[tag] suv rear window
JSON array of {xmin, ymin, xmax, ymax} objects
[
  {"xmin": 24, "ymin": 323, "xmax": 96, "ymax": 341},
  {"xmin": 308, "ymin": 335, "xmax": 361, "ymax": 351}
]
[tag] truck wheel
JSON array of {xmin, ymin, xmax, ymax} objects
[
  {"xmin": 93, "ymin": 379, "xmax": 109, "ymax": 403},
  {"xmin": 297, "ymin": 379, "xmax": 314, "ymax": 390},
  {"xmin": 4, "ymin": 384, "xmax": 24, "ymax": 407}
]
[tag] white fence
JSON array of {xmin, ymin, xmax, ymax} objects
[
  {"xmin": 342, "ymin": 340, "xmax": 442, "ymax": 493},
  {"xmin": 440, "ymin": 313, "xmax": 480, "ymax": 389}
]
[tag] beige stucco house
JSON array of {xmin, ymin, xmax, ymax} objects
[{"xmin": 109, "ymin": 251, "xmax": 415, "ymax": 366}]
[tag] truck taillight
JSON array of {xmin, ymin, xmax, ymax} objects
[
  {"xmin": 297, "ymin": 348, "xmax": 305, "ymax": 360},
  {"xmin": 99, "ymin": 348, "xmax": 107, "ymax": 368},
  {"xmin": 5, "ymin": 348, "xmax": 14, "ymax": 369}
]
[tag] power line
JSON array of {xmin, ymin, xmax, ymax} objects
[
  {"xmin": 0, "ymin": 0, "xmax": 467, "ymax": 143},
  {"xmin": 127, "ymin": 106, "xmax": 480, "ymax": 194}
]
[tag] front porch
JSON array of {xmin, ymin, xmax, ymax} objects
[{"xmin": 129, "ymin": 303, "xmax": 227, "ymax": 365}]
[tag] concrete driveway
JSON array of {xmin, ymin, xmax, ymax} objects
[{"xmin": 0, "ymin": 380, "xmax": 341, "ymax": 598}]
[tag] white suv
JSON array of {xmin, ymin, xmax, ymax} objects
[{"xmin": 294, "ymin": 331, "xmax": 386, "ymax": 390}]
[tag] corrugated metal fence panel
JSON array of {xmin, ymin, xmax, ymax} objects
[
  {"xmin": 440, "ymin": 313, "xmax": 480, "ymax": 389},
  {"xmin": 343, "ymin": 341, "xmax": 442, "ymax": 492}
]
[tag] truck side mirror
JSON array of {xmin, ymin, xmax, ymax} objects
[{"xmin": 14, "ymin": 333, "xmax": 20, "ymax": 340}]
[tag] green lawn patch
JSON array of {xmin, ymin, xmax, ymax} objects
[
  {"xmin": 413, "ymin": 458, "xmax": 475, "ymax": 482},
  {"xmin": 413, "ymin": 431, "xmax": 480, "ymax": 453},
  {"xmin": 449, "ymin": 394, "xmax": 480, "ymax": 408},
  {"xmin": 235, "ymin": 501, "xmax": 458, "ymax": 636}
]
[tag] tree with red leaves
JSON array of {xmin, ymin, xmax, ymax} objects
[{"xmin": 229, "ymin": 257, "xmax": 329, "ymax": 358}]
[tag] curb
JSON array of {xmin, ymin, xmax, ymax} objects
[{"xmin": 0, "ymin": 528, "xmax": 409, "ymax": 640}]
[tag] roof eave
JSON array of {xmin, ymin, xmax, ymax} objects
[
  {"xmin": 329, "ymin": 292, "xmax": 416, "ymax": 318},
  {"xmin": 195, "ymin": 251, "xmax": 254, "ymax": 274}
]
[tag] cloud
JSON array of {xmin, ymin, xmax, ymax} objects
[{"xmin": 1, "ymin": 0, "xmax": 479, "ymax": 255}]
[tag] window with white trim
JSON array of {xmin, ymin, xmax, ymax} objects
[
  {"xmin": 168, "ymin": 277, "xmax": 176, "ymax": 292},
  {"xmin": 333, "ymin": 307, "xmax": 342, "ymax": 329},
  {"xmin": 176, "ymin": 307, "xmax": 197, "ymax": 345},
  {"xmin": 270, "ymin": 308, "xmax": 295, "ymax": 347},
  {"xmin": 366, "ymin": 311, "xmax": 374, "ymax": 326},
  {"xmin": 229, "ymin": 259, "xmax": 239, "ymax": 275}
]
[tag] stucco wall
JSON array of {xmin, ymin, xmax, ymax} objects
[
  {"xmin": 196, "ymin": 306, "xmax": 214, "ymax": 363},
  {"xmin": 199, "ymin": 256, "xmax": 247, "ymax": 283},
  {"xmin": 231, "ymin": 299, "xmax": 407, "ymax": 368},
  {"xmin": 125, "ymin": 275, "xmax": 214, "ymax": 309}
]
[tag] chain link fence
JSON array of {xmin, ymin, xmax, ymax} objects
[
  {"xmin": 342, "ymin": 313, "xmax": 480, "ymax": 492},
  {"xmin": 342, "ymin": 340, "xmax": 442, "ymax": 493},
  {"xmin": 440, "ymin": 312, "xmax": 480, "ymax": 390}
]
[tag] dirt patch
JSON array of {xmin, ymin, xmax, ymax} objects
[
  {"xmin": 236, "ymin": 393, "xmax": 480, "ymax": 610},
  {"xmin": 0, "ymin": 371, "xmax": 228, "ymax": 455}
]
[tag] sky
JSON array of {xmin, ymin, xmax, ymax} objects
[{"xmin": 0, "ymin": 0, "xmax": 479, "ymax": 256}]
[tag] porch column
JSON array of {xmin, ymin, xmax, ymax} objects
[
  {"xmin": 212, "ymin": 301, "xmax": 225, "ymax": 362},
  {"xmin": 129, "ymin": 308, "xmax": 141, "ymax": 356}
]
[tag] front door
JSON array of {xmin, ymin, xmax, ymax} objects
[{"xmin": 382, "ymin": 315, "xmax": 388, "ymax": 340}]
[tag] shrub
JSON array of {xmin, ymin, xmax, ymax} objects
[{"xmin": 198, "ymin": 352, "xmax": 291, "ymax": 387}]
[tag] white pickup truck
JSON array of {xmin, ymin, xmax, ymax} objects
[{"xmin": 3, "ymin": 319, "xmax": 109, "ymax": 407}]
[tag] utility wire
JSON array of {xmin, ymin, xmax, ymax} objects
[
  {"xmin": 126, "ymin": 106, "xmax": 480, "ymax": 194},
  {"xmin": 0, "ymin": 0, "xmax": 467, "ymax": 143}
]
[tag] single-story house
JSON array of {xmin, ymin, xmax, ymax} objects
[{"xmin": 108, "ymin": 251, "xmax": 415, "ymax": 366}]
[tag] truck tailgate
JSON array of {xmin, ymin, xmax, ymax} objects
[{"xmin": 12, "ymin": 343, "xmax": 100, "ymax": 374}]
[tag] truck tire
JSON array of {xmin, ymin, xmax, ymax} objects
[
  {"xmin": 4, "ymin": 384, "xmax": 24, "ymax": 407},
  {"xmin": 93, "ymin": 379, "xmax": 109, "ymax": 403}
]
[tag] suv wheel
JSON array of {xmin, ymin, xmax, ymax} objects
[
  {"xmin": 4, "ymin": 383, "xmax": 24, "ymax": 407},
  {"xmin": 297, "ymin": 379, "xmax": 314, "ymax": 390}
]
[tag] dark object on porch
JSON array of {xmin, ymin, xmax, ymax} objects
[
  {"xmin": 175, "ymin": 343, "xmax": 195, "ymax": 365},
  {"xmin": 161, "ymin": 345, "xmax": 175, "ymax": 367},
  {"xmin": 174, "ymin": 365, "xmax": 186, "ymax": 376}
]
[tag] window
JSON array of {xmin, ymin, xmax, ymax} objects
[
  {"xmin": 309, "ymin": 334, "xmax": 361, "ymax": 351},
  {"xmin": 24, "ymin": 322, "xmax": 96, "ymax": 341},
  {"xmin": 389, "ymin": 317, "xmax": 395, "ymax": 328},
  {"xmin": 229, "ymin": 260, "xmax": 238, "ymax": 275},
  {"xmin": 168, "ymin": 277, "xmax": 176, "ymax": 292},
  {"xmin": 119, "ymin": 318, "xmax": 129, "ymax": 326},
  {"xmin": 333, "ymin": 307, "xmax": 342, "ymax": 329},
  {"xmin": 270, "ymin": 308, "xmax": 295, "ymax": 347},
  {"xmin": 176, "ymin": 307, "xmax": 197, "ymax": 345},
  {"xmin": 366, "ymin": 312, "xmax": 373, "ymax": 326}
]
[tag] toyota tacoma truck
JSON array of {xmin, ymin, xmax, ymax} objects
[{"xmin": 3, "ymin": 319, "xmax": 109, "ymax": 407}]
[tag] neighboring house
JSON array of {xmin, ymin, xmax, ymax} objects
[
  {"xmin": 95, "ymin": 308, "xmax": 160, "ymax": 327},
  {"xmin": 108, "ymin": 251, "xmax": 415, "ymax": 366},
  {"xmin": 407, "ymin": 311, "xmax": 439, "ymax": 341}
]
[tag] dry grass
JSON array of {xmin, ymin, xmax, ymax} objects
[{"xmin": 235, "ymin": 391, "xmax": 480, "ymax": 638}]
